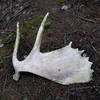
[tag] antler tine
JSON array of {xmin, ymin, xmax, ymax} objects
[
  {"xmin": 33, "ymin": 12, "xmax": 49, "ymax": 52},
  {"xmin": 12, "ymin": 22, "xmax": 21, "ymax": 65},
  {"xmin": 12, "ymin": 22, "xmax": 21, "ymax": 81}
]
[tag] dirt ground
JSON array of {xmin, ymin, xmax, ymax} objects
[{"xmin": 0, "ymin": 0, "xmax": 100, "ymax": 100}]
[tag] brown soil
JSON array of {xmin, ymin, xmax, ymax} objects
[{"xmin": 0, "ymin": 0, "xmax": 100, "ymax": 100}]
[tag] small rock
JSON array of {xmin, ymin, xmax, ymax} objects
[
  {"xmin": 51, "ymin": 8, "xmax": 58, "ymax": 13},
  {"xmin": 61, "ymin": 4, "xmax": 71, "ymax": 11},
  {"xmin": 0, "ymin": 44, "xmax": 4, "ymax": 48}
]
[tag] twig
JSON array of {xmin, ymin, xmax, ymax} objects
[
  {"xmin": 0, "ymin": 68, "xmax": 9, "ymax": 80},
  {"xmin": 10, "ymin": 0, "xmax": 13, "ymax": 13},
  {"xmin": 91, "ymin": 44, "xmax": 100, "ymax": 56},
  {"xmin": 88, "ymin": 41, "xmax": 100, "ymax": 56},
  {"xmin": 3, "ymin": 55, "xmax": 12, "ymax": 59},
  {"xmin": 0, "ymin": 9, "xmax": 9, "ymax": 22},
  {"xmin": 92, "ymin": 26, "xmax": 100, "ymax": 33},
  {"xmin": 5, "ymin": 1, "xmax": 31, "ymax": 28},
  {"xmin": 7, "ymin": 87, "xmax": 24, "ymax": 96},
  {"xmin": 25, "ymin": 87, "xmax": 33, "ymax": 98},
  {"xmin": 79, "ymin": 16, "xmax": 97, "ymax": 23}
]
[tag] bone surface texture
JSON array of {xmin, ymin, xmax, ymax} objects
[{"xmin": 12, "ymin": 12, "xmax": 93, "ymax": 85}]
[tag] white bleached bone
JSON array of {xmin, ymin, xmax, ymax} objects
[{"xmin": 12, "ymin": 12, "xmax": 93, "ymax": 85}]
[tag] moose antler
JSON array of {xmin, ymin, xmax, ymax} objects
[{"xmin": 12, "ymin": 12, "xmax": 93, "ymax": 85}]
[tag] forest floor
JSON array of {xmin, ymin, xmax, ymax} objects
[{"xmin": 0, "ymin": 0, "xmax": 100, "ymax": 100}]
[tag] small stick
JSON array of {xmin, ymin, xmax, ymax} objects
[{"xmin": 79, "ymin": 16, "xmax": 97, "ymax": 23}]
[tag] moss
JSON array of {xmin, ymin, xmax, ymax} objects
[
  {"xmin": 6, "ymin": 43, "xmax": 14, "ymax": 49},
  {"xmin": 23, "ymin": 20, "xmax": 36, "ymax": 31},
  {"xmin": 21, "ymin": 32, "xmax": 27, "ymax": 38},
  {"xmin": 31, "ymin": 26, "xmax": 36, "ymax": 30},
  {"xmin": 7, "ymin": 33, "xmax": 15, "ymax": 40},
  {"xmin": 0, "ymin": 39, "xmax": 3, "ymax": 44},
  {"xmin": 23, "ymin": 21, "xmax": 31, "ymax": 29},
  {"xmin": 59, "ymin": 0, "xmax": 66, "ymax": 3},
  {"xmin": 32, "ymin": 15, "xmax": 44, "ymax": 24},
  {"xmin": 44, "ymin": 21, "xmax": 53, "ymax": 29},
  {"xmin": 0, "ymin": 55, "xmax": 3, "ymax": 68},
  {"xmin": 20, "ymin": 14, "xmax": 52, "ymax": 40},
  {"xmin": 32, "ymin": 15, "xmax": 44, "ymax": 22},
  {"xmin": 22, "ymin": 15, "xmax": 52, "ymax": 32},
  {"xmin": 0, "ymin": 62, "xmax": 3, "ymax": 68}
]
